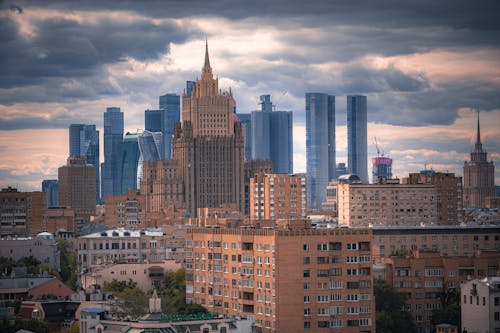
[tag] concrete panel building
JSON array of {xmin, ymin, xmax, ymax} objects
[{"xmin": 461, "ymin": 277, "xmax": 500, "ymax": 333}]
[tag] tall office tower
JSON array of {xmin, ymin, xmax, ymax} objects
[
  {"xmin": 0, "ymin": 187, "xmax": 44, "ymax": 236},
  {"xmin": 372, "ymin": 157, "xmax": 393, "ymax": 183},
  {"xmin": 137, "ymin": 130, "xmax": 162, "ymax": 184},
  {"xmin": 236, "ymin": 113, "xmax": 252, "ymax": 161},
  {"xmin": 102, "ymin": 107, "xmax": 124, "ymax": 199},
  {"xmin": 251, "ymin": 95, "xmax": 293, "ymax": 174},
  {"xmin": 118, "ymin": 132, "xmax": 140, "ymax": 194},
  {"xmin": 347, "ymin": 95, "xmax": 368, "ymax": 183},
  {"xmin": 41, "ymin": 179, "xmax": 59, "ymax": 208},
  {"xmin": 336, "ymin": 162, "xmax": 348, "ymax": 178},
  {"xmin": 159, "ymin": 93, "xmax": 180, "ymax": 159},
  {"xmin": 186, "ymin": 80, "xmax": 196, "ymax": 97},
  {"xmin": 305, "ymin": 93, "xmax": 335, "ymax": 210},
  {"xmin": 463, "ymin": 113, "xmax": 495, "ymax": 208},
  {"xmin": 69, "ymin": 124, "xmax": 100, "ymax": 202},
  {"xmin": 172, "ymin": 42, "xmax": 245, "ymax": 217},
  {"xmin": 145, "ymin": 109, "xmax": 162, "ymax": 132},
  {"xmin": 58, "ymin": 157, "xmax": 96, "ymax": 227}
]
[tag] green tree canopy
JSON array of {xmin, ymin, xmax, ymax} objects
[{"xmin": 375, "ymin": 279, "xmax": 417, "ymax": 333}]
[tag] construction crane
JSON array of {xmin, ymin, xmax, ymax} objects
[
  {"xmin": 273, "ymin": 91, "xmax": 287, "ymax": 111},
  {"xmin": 374, "ymin": 137, "xmax": 384, "ymax": 157}
]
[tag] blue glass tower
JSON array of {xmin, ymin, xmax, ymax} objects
[
  {"xmin": 145, "ymin": 109, "xmax": 162, "ymax": 133},
  {"xmin": 119, "ymin": 132, "xmax": 141, "ymax": 194},
  {"xmin": 69, "ymin": 124, "xmax": 100, "ymax": 202},
  {"xmin": 347, "ymin": 95, "xmax": 368, "ymax": 183},
  {"xmin": 41, "ymin": 179, "xmax": 59, "ymax": 208},
  {"xmin": 306, "ymin": 93, "xmax": 335, "ymax": 210},
  {"xmin": 102, "ymin": 107, "xmax": 124, "ymax": 199},
  {"xmin": 236, "ymin": 113, "xmax": 252, "ymax": 162},
  {"xmin": 186, "ymin": 81, "xmax": 196, "ymax": 97},
  {"xmin": 250, "ymin": 95, "xmax": 293, "ymax": 174},
  {"xmin": 159, "ymin": 93, "xmax": 180, "ymax": 159}
]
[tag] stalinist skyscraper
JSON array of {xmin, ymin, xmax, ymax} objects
[
  {"xmin": 463, "ymin": 112, "xmax": 495, "ymax": 208},
  {"xmin": 172, "ymin": 42, "xmax": 245, "ymax": 216}
]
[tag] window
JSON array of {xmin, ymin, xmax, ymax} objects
[
  {"xmin": 304, "ymin": 295, "xmax": 310, "ymax": 303},
  {"xmin": 303, "ymin": 257, "xmax": 310, "ymax": 264},
  {"xmin": 304, "ymin": 283, "xmax": 310, "ymax": 290},
  {"xmin": 303, "ymin": 270, "xmax": 310, "ymax": 278},
  {"xmin": 347, "ymin": 243, "xmax": 358, "ymax": 250},
  {"xmin": 303, "ymin": 244, "xmax": 310, "ymax": 252}
]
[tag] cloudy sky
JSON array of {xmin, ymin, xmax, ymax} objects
[{"xmin": 1, "ymin": 0, "xmax": 499, "ymax": 191}]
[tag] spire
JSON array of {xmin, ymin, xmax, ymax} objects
[
  {"xmin": 204, "ymin": 39, "xmax": 211, "ymax": 69},
  {"xmin": 476, "ymin": 110, "xmax": 481, "ymax": 145}
]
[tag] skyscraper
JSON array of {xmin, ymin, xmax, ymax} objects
[
  {"xmin": 118, "ymin": 132, "xmax": 141, "ymax": 194},
  {"xmin": 172, "ymin": 42, "xmax": 245, "ymax": 216},
  {"xmin": 137, "ymin": 130, "xmax": 161, "ymax": 184},
  {"xmin": 159, "ymin": 93, "xmax": 180, "ymax": 159},
  {"xmin": 463, "ymin": 113, "xmax": 495, "ymax": 208},
  {"xmin": 236, "ymin": 113, "xmax": 252, "ymax": 162},
  {"xmin": 145, "ymin": 109, "xmax": 162, "ymax": 133},
  {"xmin": 186, "ymin": 81, "xmax": 196, "ymax": 97},
  {"xmin": 69, "ymin": 124, "xmax": 100, "ymax": 202},
  {"xmin": 305, "ymin": 93, "xmax": 335, "ymax": 210},
  {"xmin": 251, "ymin": 95, "xmax": 293, "ymax": 174},
  {"xmin": 41, "ymin": 179, "xmax": 59, "ymax": 208},
  {"xmin": 102, "ymin": 107, "xmax": 124, "ymax": 199},
  {"xmin": 347, "ymin": 95, "xmax": 368, "ymax": 183},
  {"xmin": 372, "ymin": 157, "xmax": 393, "ymax": 183}
]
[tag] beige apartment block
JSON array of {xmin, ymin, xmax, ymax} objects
[
  {"xmin": 250, "ymin": 173, "xmax": 307, "ymax": 220},
  {"xmin": 379, "ymin": 250, "xmax": 500, "ymax": 333},
  {"xmin": 186, "ymin": 227, "xmax": 375, "ymax": 333},
  {"xmin": 244, "ymin": 160, "xmax": 273, "ymax": 215},
  {"xmin": 336, "ymin": 182, "xmax": 437, "ymax": 226},
  {"xmin": 0, "ymin": 186, "xmax": 45, "ymax": 237},
  {"xmin": 461, "ymin": 277, "xmax": 500, "ymax": 333},
  {"xmin": 371, "ymin": 226, "xmax": 500, "ymax": 259}
]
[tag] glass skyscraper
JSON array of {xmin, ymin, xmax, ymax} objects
[
  {"xmin": 236, "ymin": 113, "xmax": 252, "ymax": 162},
  {"xmin": 159, "ymin": 93, "xmax": 180, "ymax": 159},
  {"xmin": 250, "ymin": 95, "xmax": 293, "ymax": 174},
  {"xmin": 69, "ymin": 124, "xmax": 100, "ymax": 202},
  {"xmin": 347, "ymin": 95, "xmax": 368, "ymax": 183},
  {"xmin": 119, "ymin": 132, "xmax": 140, "ymax": 194},
  {"xmin": 186, "ymin": 81, "xmax": 196, "ymax": 97},
  {"xmin": 41, "ymin": 179, "xmax": 59, "ymax": 208},
  {"xmin": 102, "ymin": 107, "xmax": 124, "ymax": 199},
  {"xmin": 305, "ymin": 93, "xmax": 335, "ymax": 210}
]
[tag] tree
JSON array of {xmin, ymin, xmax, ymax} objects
[
  {"xmin": 103, "ymin": 279, "xmax": 148, "ymax": 318},
  {"xmin": 431, "ymin": 288, "xmax": 461, "ymax": 330},
  {"xmin": 160, "ymin": 269, "xmax": 207, "ymax": 315},
  {"xmin": 58, "ymin": 239, "xmax": 77, "ymax": 289},
  {"xmin": 374, "ymin": 279, "xmax": 417, "ymax": 333}
]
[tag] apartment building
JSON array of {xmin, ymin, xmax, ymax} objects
[
  {"xmin": 250, "ymin": 173, "xmax": 307, "ymax": 220},
  {"xmin": 371, "ymin": 226, "xmax": 500, "ymax": 259},
  {"xmin": 0, "ymin": 187, "xmax": 45, "ymax": 237},
  {"xmin": 186, "ymin": 227, "xmax": 375, "ymax": 333},
  {"xmin": 42, "ymin": 206, "xmax": 75, "ymax": 234},
  {"xmin": 380, "ymin": 250, "xmax": 500, "ymax": 333},
  {"xmin": 104, "ymin": 189, "xmax": 145, "ymax": 228},
  {"xmin": 461, "ymin": 277, "xmax": 500, "ymax": 333}
]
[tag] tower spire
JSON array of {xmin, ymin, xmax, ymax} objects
[
  {"xmin": 204, "ymin": 39, "xmax": 211, "ymax": 69},
  {"xmin": 476, "ymin": 109, "xmax": 481, "ymax": 145}
]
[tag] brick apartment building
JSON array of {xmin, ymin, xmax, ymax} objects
[
  {"xmin": 0, "ymin": 186, "xmax": 45, "ymax": 236},
  {"xmin": 186, "ymin": 227, "xmax": 375, "ymax": 333}
]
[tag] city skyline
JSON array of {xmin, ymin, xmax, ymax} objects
[{"xmin": 1, "ymin": 1, "xmax": 499, "ymax": 191}]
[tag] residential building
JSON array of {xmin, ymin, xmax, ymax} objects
[
  {"xmin": 104, "ymin": 189, "xmax": 145, "ymax": 228},
  {"xmin": 372, "ymin": 157, "xmax": 392, "ymax": 184},
  {"xmin": 42, "ymin": 206, "xmax": 75, "ymax": 234},
  {"xmin": 69, "ymin": 124, "xmax": 100, "ymax": 202},
  {"xmin": 463, "ymin": 113, "xmax": 496, "ymax": 208},
  {"xmin": 236, "ymin": 113, "xmax": 252, "ymax": 162},
  {"xmin": 172, "ymin": 42, "xmax": 245, "ymax": 217},
  {"xmin": 251, "ymin": 95, "xmax": 293, "ymax": 174},
  {"xmin": 380, "ymin": 250, "xmax": 500, "ymax": 333},
  {"xmin": 186, "ymin": 227, "xmax": 375, "ymax": 333},
  {"xmin": 58, "ymin": 157, "xmax": 96, "ymax": 227},
  {"xmin": 159, "ymin": 93, "xmax": 181, "ymax": 159},
  {"xmin": 250, "ymin": 173, "xmax": 306, "ymax": 219},
  {"xmin": 41, "ymin": 179, "xmax": 59, "ymax": 208},
  {"xmin": 19, "ymin": 300, "xmax": 79, "ymax": 332},
  {"xmin": 336, "ymin": 179, "xmax": 437, "ymax": 227},
  {"xmin": 371, "ymin": 226, "xmax": 500, "ymax": 259},
  {"xmin": 1, "ymin": 274, "xmax": 72, "ymax": 301},
  {"xmin": 461, "ymin": 277, "xmax": 500, "ymax": 333},
  {"xmin": 0, "ymin": 187, "xmax": 44, "ymax": 237},
  {"xmin": 403, "ymin": 171, "xmax": 462, "ymax": 225},
  {"xmin": 347, "ymin": 95, "xmax": 368, "ymax": 183},
  {"xmin": 0, "ymin": 232, "xmax": 60, "ymax": 271},
  {"xmin": 118, "ymin": 132, "xmax": 140, "ymax": 194},
  {"xmin": 305, "ymin": 93, "xmax": 336, "ymax": 210},
  {"xmin": 244, "ymin": 160, "xmax": 273, "ymax": 215},
  {"xmin": 102, "ymin": 107, "xmax": 124, "ymax": 199}
]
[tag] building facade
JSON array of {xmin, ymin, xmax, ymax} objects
[
  {"xmin": 104, "ymin": 189, "xmax": 145, "ymax": 228},
  {"xmin": 102, "ymin": 107, "xmax": 124, "ymax": 199},
  {"xmin": 244, "ymin": 160, "xmax": 274, "ymax": 216},
  {"xmin": 236, "ymin": 113, "xmax": 252, "ymax": 162},
  {"xmin": 58, "ymin": 157, "xmax": 96, "ymax": 226},
  {"xmin": 42, "ymin": 206, "xmax": 75, "ymax": 234},
  {"xmin": 186, "ymin": 227, "xmax": 375, "ymax": 333},
  {"xmin": 69, "ymin": 124, "xmax": 100, "ymax": 203},
  {"xmin": 372, "ymin": 157, "xmax": 392, "ymax": 184},
  {"xmin": 118, "ymin": 132, "xmax": 140, "ymax": 194},
  {"xmin": 461, "ymin": 277, "xmax": 500, "ymax": 333},
  {"xmin": 250, "ymin": 173, "xmax": 306, "ymax": 220},
  {"xmin": 463, "ymin": 114, "xmax": 496, "ymax": 208},
  {"xmin": 305, "ymin": 93, "xmax": 336, "ymax": 210},
  {"xmin": 251, "ymin": 95, "xmax": 293, "ymax": 174},
  {"xmin": 159, "ymin": 93, "xmax": 181, "ymax": 159},
  {"xmin": 172, "ymin": 42, "xmax": 245, "ymax": 217},
  {"xmin": 347, "ymin": 96, "xmax": 368, "ymax": 183},
  {"xmin": 41, "ymin": 179, "xmax": 59, "ymax": 208},
  {"xmin": 0, "ymin": 187, "xmax": 44, "ymax": 237}
]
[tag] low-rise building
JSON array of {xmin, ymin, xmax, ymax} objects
[{"xmin": 461, "ymin": 277, "xmax": 500, "ymax": 333}]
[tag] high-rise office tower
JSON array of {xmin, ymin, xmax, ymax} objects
[
  {"xmin": 305, "ymin": 93, "xmax": 335, "ymax": 210},
  {"xmin": 463, "ymin": 113, "xmax": 495, "ymax": 208},
  {"xmin": 102, "ymin": 107, "xmax": 124, "ymax": 199},
  {"xmin": 251, "ymin": 95, "xmax": 293, "ymax": 174},
  {"xmin": 172, "ymin": 42, "xmax": 245, "ymax": 216},
  {"xmin": 58, "ymin": 157, "xmax": 96, "ymax": 226},
  {"xmin": 137, "ymin": 130, "xmax": 161, "ymax": 184},
  {"xmin": 41, "ymin": 179, "xmax": 59, "ymax": 208},
  {"xmin": 145, "ymin": 109, "xmax": 162, "ymax": 133},
  {"xmin": 186, "ymin": 81, "xmax": 196, "ymax": 97},
  {"xmin": 118, "ymin": 132, "xmax": 141, "ymax": 194},
  {"xmin": 336, "ymin": 163, "xmax": 348, "ymax": 178},
  {"xmin": 69, "ymin": 124, "xmax": 100, "ymax": 202},
  {"xmin": 236, "ymin": 113, "xmax": 252, "ymax": 162},
  {"xmin": 159, "ymin": 93, "xmax": 180, "ymax": 159},
  {"xmin": 347, "ymin": 95, "xmax": 368, "ymax": 183},
  {"xmin": 372, "ymin": 157, "xmax": 393, "ymax": 183}
]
